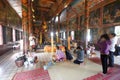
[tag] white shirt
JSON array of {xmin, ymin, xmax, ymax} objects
[
  {"xmin": 29, "ymin": 36, "xmax": 35, "ymax": 46},
  {"xmin": 117, "ymin": 37, "xmax": 120, "ymax": 47},
  {"xmin": 109, "ymin": 37, "xmax": 117, "ymax": 52}
]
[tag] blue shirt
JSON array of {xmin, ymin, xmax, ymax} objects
[{"xmin": 76, "ymin": 49, "xmax": 84, "ymax": 61}]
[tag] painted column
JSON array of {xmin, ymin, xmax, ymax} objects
[
  {"xmin": 0, "ymin": 25, "xmax": 3, "ymax": 45},
  {"xmin": 57, "ymin": 15, "xmax": 60, "ymax": 43},
  {"xmin": 66, "ymin": 8, "xmax": 70, "ymax": 50},
  {"xmin": 22, "ymin": 0, "xmax": 29, "ymax": 54},
  {"xmin": 28, "ymin": 0, "xmax": 32, "ymax": 34},
  {"xmin": 51, "ymin": 17, "xmax": 55, "ymax": 53},
  {"xmin": 40, "ymin": 32, "xmax": 42, "ymax": 44},
  {"xmin": 84, "ymin": 0, "xmax": 89, "ymax": 50}
]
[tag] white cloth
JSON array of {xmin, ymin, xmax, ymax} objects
[
  {"xmin": 109, "ymin": 37, "xmax": 117, "ymax": 52},
  {"xmin": 29, "ymin": 36, "xmax": 35, "ymax": 46}
]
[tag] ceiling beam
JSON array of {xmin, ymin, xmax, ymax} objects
[{"xmin": 37, "ymin": 7, "xmax": 50, "ymax": 11}]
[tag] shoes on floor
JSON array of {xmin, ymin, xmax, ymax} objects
[{"xmin": 43, "ymin": 65, "xmax": 48, "ymax": 70}]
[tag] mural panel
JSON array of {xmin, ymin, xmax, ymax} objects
[
  {"xmin": 69, "ymin": 17, "xmax": 77, "ymax": 30},
  {"xmin": 90, "ymin": 28, "xmax": 98, "ymax": 42},
  {"xmin": 103, "ymin": 0, "xmax": 120, "ymax": 24},
  {"xmin": 89, "ymin": 8, "xmax": 100, "ymax": 27}
]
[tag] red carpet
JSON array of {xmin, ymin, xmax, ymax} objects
[
  {"xmin": 12, "ymin": 68, "xmax": 51, "ymax": 80},
  {"xmin": 84, "ymin": 57, "xmax": 120, "ymax": 80},
  {"xmin": 84, "ymin": 68, "xmax": 120, "ymax": 80}
]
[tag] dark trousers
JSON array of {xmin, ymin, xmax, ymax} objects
[
  {"xmin": 108, "ymin": 51, "xmax": 114, "ymax": 67},
  {"xmin": 73, "ymin": 59, "xmax": 83, "ymax": 64},
  {"xmin": 100, "ymin": 54, "xmax": 108, "ymax": 74}
]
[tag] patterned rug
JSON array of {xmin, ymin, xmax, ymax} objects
[
  {"xmin": 12, "ymin": 68, "xmax": 51, "ymax": 80},
  {"xmin": 84, "ymin": 57, "xmax": 120, "ymax": 80},
  {"xmin": 84, "ymin": 68, "xmax": 120, "ymax": 80}
]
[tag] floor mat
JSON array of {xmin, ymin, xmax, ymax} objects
[
  {"xmin": 85, "ymin": 57, "xmax": 120, "ymax": 80},
  {"xmin": 12, "ymin": 68, "xmax": 51, "ymax": 80}
]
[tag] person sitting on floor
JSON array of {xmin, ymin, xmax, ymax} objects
[
  {"xmin": 64, "ymin": 46, "xmax": 73, "ymax": 60},
  {"xmin": 55, "ymin": 46, "xmax": 66, "ymax": 62},
  {"xmin": 73, "ymin": 46, "xmax": 84, "ymax": 64}
]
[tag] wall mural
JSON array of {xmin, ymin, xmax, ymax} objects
[
  {"xmin": 89, "ymin": 8, "xmax": 100, "ymax": 27},
  {"xmin": 69, "ymin": 17, "xmax": 77, "ymax": 31},
  {"xmin": 103, "ymin": 27, "xmax": 115, "ymax": 34},
  {"xmin": 90, "ymin": 28, "xmax": 98, "ymax": 42},
  {"xmin": 103, "ymin": 0, "xmax": 120, "ymax": 24},
  {"xmin": 80, "ymin": 15, "xmax": 85, "ymax": 28},
  {"xmin": 75, "ymin": 30, "xmax": 81, "ymax": 40}
]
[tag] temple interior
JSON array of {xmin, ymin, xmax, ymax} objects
[{"xmin": 0, "ymin": 0, "xmax": 120, "ymax": 80}]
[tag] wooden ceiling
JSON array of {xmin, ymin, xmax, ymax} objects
[
  {"xmin": 7, "ymin": 0, "xmax": 72, "ymax": 22},
  {"xmin": 7, "ymin": 0, "xmax": 22, "ymax": 18},
  {"xmin": 32, "ymin": 0, "xmax": 73, "ymax": 21},
  {"xmin": 7, "ymin": 0, "xmax": 104, "ymax": 22}
]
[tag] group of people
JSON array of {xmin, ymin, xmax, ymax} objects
[
  {"xmin": 28, "ymin": 33, "xmax": 120, "ymax": 74},
  {"xmin": 97, "ymin": 33, "xmax": 120, "ymax": 75},
  {"xmin": 54, "ymin": 45, "xmax": 84, "ymax": 65}
]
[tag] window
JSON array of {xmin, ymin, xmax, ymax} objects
[
  {"xmin": 87, "ymin": 29, "xmax": 91, "ymax": 42},
  {"xmin": 115, "ymin": 26, "xmax": 120, "ymax": 36},
  {"xmin": 0, "ymin": 25, "xmax": 3, "ymax": 45},
  {"xmin": 71, "ymin": 31, "xmax": 74, "ymax": 40}
]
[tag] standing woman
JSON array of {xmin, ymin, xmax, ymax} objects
[{"xmin": 97, "ymin": 34, "xmax": 111, "ymax": 74}]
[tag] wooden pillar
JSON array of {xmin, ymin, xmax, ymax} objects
[
  {"xmin": 22, "ymin": 0, "xmax": 29, "ymax": 54},
  {"xmin": 28, "ymin": 0, "xmax": 32, "ymax": 34},
  {"xmin": 57, "ymin": 15, "xmax": 60, "ymax": 43},
  {"xmin": 66, "ymin": 8, "xmax": 70, "ymax": 50},
  {"xmin": 51, "ymin": 17, "xmax": 56, "ymax": 53},
  {"xmin": 40, "ymin": 32, "xmax": 42, "ymax": 44},
  {"xmin": 84, "ymin": 0, "xmax": 89, "ymax": 50}
]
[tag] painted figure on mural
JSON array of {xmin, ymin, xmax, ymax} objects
[
  {"xmin": 89, "ymin": 9, "xmax": 100, "ymax": 27},
  {"xmin": 103, "ymin": 1, "xmax": 120, "ymax": 24},
  {"xmin": 103, "ymin": 9, "xmax": 114, "ymax": 23},
  {"xmin": 114, "ymin": 8, "xmax": 120, "ymax": 22}
]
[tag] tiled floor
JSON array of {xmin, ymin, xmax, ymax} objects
[{"xmin": 0, "ymin": 50, "xmax": 120, "ymax": 80}]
